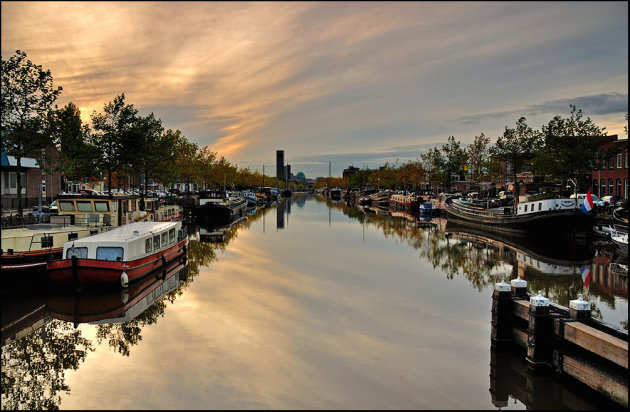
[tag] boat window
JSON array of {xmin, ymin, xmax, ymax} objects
[
  {"xmin": 524, "ymin": 205, "xmax": 528, "ymax": 212},
  {"xmin": 59, "ymin": 201, "xmax": 76, "ymax": 211},
  {"xmin": 154, "ymin": 235, "xmax": 160, "ymax": 249},
  {"xmin": 77, "ymin": 201, "xmax": 93, "ymax": 212},
  {"xmin": 94, "ymin": 201, "xmax": 110, "ymax": 212},
  {"xmin": 145, "ymin": 238, "xmax": 152, "ymax": 253},
  {"xmin": 169, "ymin": 228, "xmax": 176, "ymax": 243},
  {"xmin": 538, "ymin": 203, "xmax": 542, "ymax": 211},
  {"xmin": 96, "ymin": 247, "xmax": 124, "ymax": 261},
  {"xmin": 68, "ymin": 233, "xmax": 78, "ymax": 241},
  {"xmin": 131, "ymin": 200, "xmax": 137, "ymax": 212},
  {"xmin": 113, "ymin": 202, "xmax": 117, "ymax": 212},
  {"xmin": 41, "ymin": 236, "xmax": 53, "ymax": 248},
  {"xmin": 66, "ymin": 247, "xmax": 88, "ymax": 259},
  {"xmin": 161, "ymin": 232, "xmax": 167, "ymax": 245}
]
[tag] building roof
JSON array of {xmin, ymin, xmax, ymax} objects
[{"xmin": 1, "ymin": 152, "xmax": 40, "ymax": 168}]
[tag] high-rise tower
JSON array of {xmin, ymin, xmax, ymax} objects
[{"xmin": 276, "ymin": 150, "xmax": 285, "ymax": 180}]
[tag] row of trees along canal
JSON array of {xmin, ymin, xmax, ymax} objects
[
  {"xmin": 315, "ymin": 111, "xmax": 627, "ymax": 193},
  {"xmin": 1, "ymin": 50, "xmax": 292, "ymax": 216}
]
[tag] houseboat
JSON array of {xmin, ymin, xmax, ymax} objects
[
  {"xmin": 389, "ymin": 193, "xmax": 420, "ymax": 212},
  {"xmin": 46, "ymin": 221, "xmax": 188, "ymax": 289},
  {"xmin": 329, "ymin": 188, "xmax": 342, "ymax": 200},
  {"xmin": 1, "ymin": 221, "xmax": 110, "ymax": 278},
  {"xmin": 444, "ymin": 196, "xmax": 594, "ymax": 238},
  {"xmin": 54, "ymin": 192, "xmax": 154, "ymax": 227},
  {"xmin": 195, "ymin": 190, "xmax": 247, "ymax": 226}
]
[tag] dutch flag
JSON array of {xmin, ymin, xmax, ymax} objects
[
  {"xmin": 580, "ymin": 265, "xmax": 592, "ymax": 287},
  {"xmin": 581, "ymin": 189, "xmax": 594, "ymax": 213}
]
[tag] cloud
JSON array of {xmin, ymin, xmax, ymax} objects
[{"xmin": 455, "ymin": 93, "xmax": 628, "ymax": 125}]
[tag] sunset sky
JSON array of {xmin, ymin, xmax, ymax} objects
[{"xmin": 2, "ymin": 1, "xmax": 627, "ymax": 178}]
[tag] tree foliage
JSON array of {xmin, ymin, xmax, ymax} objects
[{"xmin": 1, "ymin": 50, "xmax": 62, "ymax": 214}]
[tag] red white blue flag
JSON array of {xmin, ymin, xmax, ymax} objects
[
  {"xmin": 581, "ymin": 189, "xmax": 593, "ymax": 213},
  {"xmin": 580, "ymin": 265, "xmax": 592, "ymax": 287}
]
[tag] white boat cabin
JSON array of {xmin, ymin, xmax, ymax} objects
[
  {"xmin": 516, "ymin": 198, "xmax": 579, "ymax": 216},
  {"xmin": 63, "ymin": 221, "xmax": 183, "ymax": 262}
]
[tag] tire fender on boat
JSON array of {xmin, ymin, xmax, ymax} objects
[{"xmin": 120, "ymin": 271, "xmax": 129, "ymax": 288}]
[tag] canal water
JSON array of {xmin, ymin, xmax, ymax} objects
[{"xmin": 1, "ymin": 194, "xmax": 627, "ymax": 409}]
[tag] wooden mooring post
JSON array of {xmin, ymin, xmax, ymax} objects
[{"xmin": 490, "ymin": 279, "xmax": 628, "ymax": 408}]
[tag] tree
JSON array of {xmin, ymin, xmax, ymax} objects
[
  {"xmin": 532, "ymin": 105, "xmax": 606, "ymax": 192},
  {"xmin": 173, "ymin": 134, "xmax": 199, "ymax": 192},
  {"xmin": 440, "ymin": 136, "xmax": 466, "ymax": 190},
  {"xmin": 420, "ymin": 147, "xmax": 446, "ymax": 191},
  {"xmin": 1, "ymin": 50, "xmax": 62, "ymax": 215},
  {"xmin": 90, "ymin": 94, "xmax": 138, "ymax": 195},
  {"xmin": 490, "ymin": 117, "xmax": 540, "ymax": 183},
  {"xmin": 130, "ymin": 113, "xmax": 177, "ymax": 194},
  {"xmin": 466, "ymin": 133, "xmax": 490, "ymax": 184},
  {"xmin": 45, "ymin": 102, "xmax": 97, "ymax": 185}
]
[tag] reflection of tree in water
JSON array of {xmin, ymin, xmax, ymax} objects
[
  {"xmin": 1, "ymin": 320, "xmax": 94, "ymax": 410},
  {"xmin": 333, "ymin": 201, "xmax": 622, "ymax": 325},
  {"xmin": 330, "ymin": 200, "xmax": 512, "ymax": 291}
]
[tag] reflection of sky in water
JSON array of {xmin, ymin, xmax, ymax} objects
[{"xmin": 57, "ymin": 197, "xmax": 624, "ymax": 409}]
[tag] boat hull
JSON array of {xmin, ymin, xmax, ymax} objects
[
  {"xmin": 444, "ymin": 201, "xmax": 594, "ymax": 237},
  {"xmin": 46, "ymin": 238, "xmax": 188, "ymax": 288}
]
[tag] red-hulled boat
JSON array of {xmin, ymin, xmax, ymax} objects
[{"xmin": 46, "ymin": 221, "xmax": 188, "ymax": 289}]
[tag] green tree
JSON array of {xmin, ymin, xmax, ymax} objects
[
  {"xmin": 532, "ymin": 105, "xmax": 605, "ymax": 192},
  {"xmin": 489, "ymin": 117, "xmax": 540, "ymax": 202},
  {"xmin": 420, "ymin": 147, "xmax": 446, "ymax": 191},
  {"xmin": 90, "ymin": 94, "xmax": 139, "ymax": 194},
  {"xmin": 45, "ymin": 102, "xmax": 97, "ymax": 185},
  {"xmin": 130, "ymin": 113, "xmax": 177, "ymax": 194},
  {"xmin": 440, "ymin": 136, "xmax": 466, "ymax": 190},
  {"xmin": 1, "ymin": 50, "xmax": 62, "ymax": 215},
  {"xmin": 466, "ymin": 132, "xmax": 490, "ymax": 184}
]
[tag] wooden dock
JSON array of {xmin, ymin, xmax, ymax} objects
[{"xmin": 491, "ymin": 279, "xmax": 628, "ymax": 407}]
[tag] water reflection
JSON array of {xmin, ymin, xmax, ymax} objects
[{"xmin": 1, "ymin": 196, "xmax": 626, "ymax": 409}]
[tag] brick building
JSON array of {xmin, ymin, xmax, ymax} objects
[
  {"xmin": 1, "ymin": 152, "xmax": 62, "ymax": 211},
  {"xmin": 590, "ymin": 135, "xmax": 628, "ymax": 200}
]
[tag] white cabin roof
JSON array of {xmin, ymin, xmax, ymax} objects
[{"xmin": 69, "ymin": 221, "xmax": 178, "ymax": 245}]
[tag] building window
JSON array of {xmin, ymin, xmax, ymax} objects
[
  {"xmin": 593, "ymin": 180, "xmax": 598, "ymax": 197},
  {"xmin": 617, "ymin": 179, "xmax": 621, "ymax": 197},
  {"xmin": 617, "ymin": 153, "xmax": 622, "ymax": 169},
  {"xmin": 625, "ymin": 179, "xmax": 628, "ymax": 200},
  {"xmin": 608, "ymin": 179, "xmax": 613, "ymax": 196},
  {"xmin": 601, "ymin": 179, "xmax": 606, "ymax": 196},
  {"xmin": 5, "ymin": 172, "xmax": 26, "ymax": 189},
  {"xmin": 601, "ymin": 158, "xmax": 606, "ymax": 169},
  {"xmin": 609, "ymin": 157, "xmax": 614, "ymax": 168}
]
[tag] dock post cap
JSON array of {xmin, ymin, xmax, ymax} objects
[
  {"xmin": 530, "ymin": 291, "xmax": 550, "ymax": 307},
  {"xmin": 510, "ymin": 278, "xmax": 527, "ymax": 288},
  {"xmin": 494, "ymin": 280, "xmax": 511, "ymax": 292},
  {"xmin": 569, "ymin": 294, "xmax": 591, "ymax": 311}
]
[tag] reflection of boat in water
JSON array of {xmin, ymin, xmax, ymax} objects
[
  {"xmin": 361, "ymin": 205, "xmax": 390, "ymax": 216},
  {"xmin": 198, "ymin": 217, "xmax": 247, "ymax": 243},
  {"xmin": 445, "ymin": 221, "xmax": 593, "ymax": 270},
  {"xmin": 1, "ymin": 292, "xmax": 52, "ymax": 346},
  {"xmin": 46, "ymin": 262, "xmax": 187, "ymax": 326},
  {"xmin": 390, "ymin": 210, "xmax": 418, "ymax": 222}
]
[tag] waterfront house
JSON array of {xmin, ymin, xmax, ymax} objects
[
  {"xmin": 590, "ymin": 134, "xmax": 628, "ymax": 200},
  {"xmin": 1, "ymin": 152, "xmax": 62, "ymax": 211}
]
